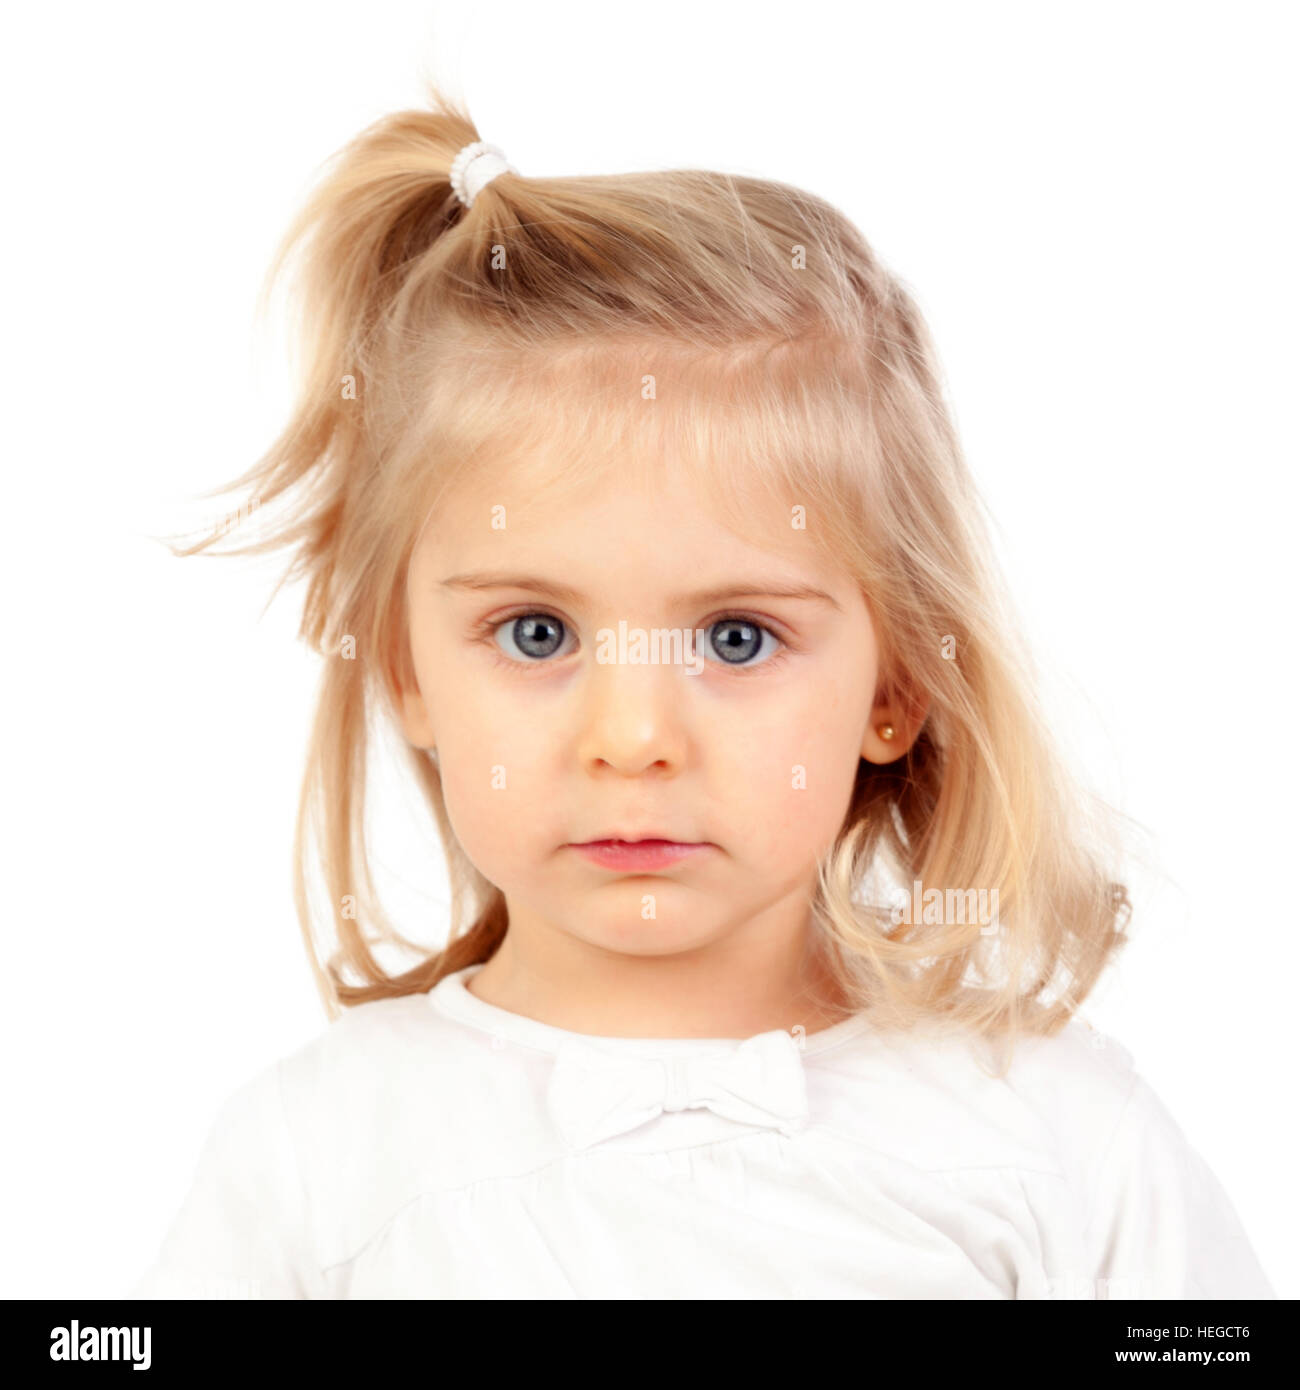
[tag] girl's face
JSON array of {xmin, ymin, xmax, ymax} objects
[{"xmin": 397, "ymin": 449, "xmax": 903, "ymax": 994}]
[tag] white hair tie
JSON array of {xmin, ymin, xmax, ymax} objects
[{"xmin": 449, "ymin": 141, "xmax": 517, "ymax": 208}]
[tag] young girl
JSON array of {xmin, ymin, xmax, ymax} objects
[{"xmin": 132, "ymin": 86, "xmax": 1274, "ymax": 1300}]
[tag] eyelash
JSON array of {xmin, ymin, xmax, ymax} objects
[{"xmin": 472, "ymin": 609, "xmax": 794, "ymax": 676}]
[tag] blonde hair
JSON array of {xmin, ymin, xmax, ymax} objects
[{"xmin": 167, "ymin": 82, "xmax": 1132, "ymax": 1061}]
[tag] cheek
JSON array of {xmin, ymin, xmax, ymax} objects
[
  {"xmin": 707, "ymin": 681, "xmax": 865, "ymax": 857},
  {"xmin": 430, "ymin": 678, "xmax": 556, "ymax": 869}
]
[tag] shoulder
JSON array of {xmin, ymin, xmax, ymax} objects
[
  {"xmin": 273, "ymin": 988, "xmax": 526, "ymax": 1148},
  {"xmin": 194, "ymin": 991, "xmax": 476, "ymax": 1188},
  {"xmin": 822, "ymin": 1016, "xmax": 1273, "ymax": 1293},
  {"xmin": 278, "ymin": 990, "xmax": 466, "ymax": 1084},
  {"xmin": 264, "ymin": 990, "xmax": 551, "ymax": 1268},
  {"xmin": 982, "ymin": 1019, "xmax": 1143, "ymax": 1188},
  {"xmin": 138, "ymin": 990, "xmax": 541, "ymax": 1287},
  {"xmin": 991, "ymin": 1021, "xmax": 1274, "ymax": 1297},
  {"xmin": 983, "ymin": 1018, "xmax": 1142, "ymax": 1146},
  {"xmin": 810, "ymin": 1015, "xmax": 1140, "ymax": 1181}
]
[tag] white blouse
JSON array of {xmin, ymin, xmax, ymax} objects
[{"xmin": 129, "ymin": 963, "xmax": 1275, "ymax": 1299}]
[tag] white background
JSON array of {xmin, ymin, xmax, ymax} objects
[{"xmin": 2, "ymin": 0, "xmax": 1295, "ymax": 1298}]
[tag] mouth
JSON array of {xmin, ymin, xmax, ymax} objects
[{"xmin": 568, "ymin": 838, "xmax": 713, "ymax": 872}]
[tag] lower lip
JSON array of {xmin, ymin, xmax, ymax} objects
[{"xmin": 570, "ymin": 840, "xmax": 711, "ymax": 871}]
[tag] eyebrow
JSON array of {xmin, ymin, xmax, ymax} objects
[{"xmin": 438, "ymin": 571, "xmax": 843, "ymax": 612}]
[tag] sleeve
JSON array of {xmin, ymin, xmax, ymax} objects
[
  {"xmin": 128, "ymin": 1060, "xmax": 328, "ymax": 1299},
  {"xmin": 1083, "ymin": 1072, "xmax": 1276, "ymax": 1299}
]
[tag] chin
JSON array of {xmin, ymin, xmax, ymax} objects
[{"xmin": 571, "ymin": 914, "xmax": 722, "ymax": 958}]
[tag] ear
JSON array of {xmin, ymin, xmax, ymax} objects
[
  {"xmin": 385, "ymin": 634, "xmax": 437, "ymax": 750},
  {"xmin": 860, "ymin": 683, "xmax": 929, "ymax": 764},
  {"xmin": 398, "ymin": 683, "xmax": 436, "ymax": 750}
]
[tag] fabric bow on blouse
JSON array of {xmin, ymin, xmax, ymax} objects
[{"xmin": 545, "ymin": 1029, "xmax": 811, "ymax": 1151}]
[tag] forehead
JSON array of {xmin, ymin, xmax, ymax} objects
[
  {"xmin": 405, "ymin": 331, "xmax": 866, "ymax": 590},
  {"xmin": 419, "ymin": 440, "xmax": 832, "ymax": 587}
]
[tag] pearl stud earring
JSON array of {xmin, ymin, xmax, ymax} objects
[{"xmin": 878, "ymin": 724, "xmax": 895, "ymax": 742}]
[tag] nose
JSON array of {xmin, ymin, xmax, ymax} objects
[{"xmin": 575, "ymin": 659, "xmax": 688, "ymax": 776}]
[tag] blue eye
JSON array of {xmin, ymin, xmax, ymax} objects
[
  {"xmin": 701, "ymin": 618, "xmax": 781, "ymax": 667},
  {"xmin": 487, "ymin": 613, "xmax": 785, "ymax": 668},
  {"xmin": 494, "ymin": 613, "xmax": 570, "ymax": 661}
]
